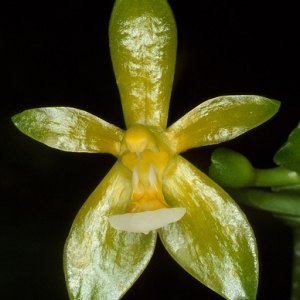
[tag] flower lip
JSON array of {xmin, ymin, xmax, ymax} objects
[{"xmin": 108, "ymin": 207, "xmax": 186, "ymax": 234}]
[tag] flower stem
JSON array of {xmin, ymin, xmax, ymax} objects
[
  {"xmin": 226, "ymin": 188, "xmax": 300, "ymax": 216},
  {"xmin": 255, "ymin": 167, "xmax": 300, "ymax": 187}
]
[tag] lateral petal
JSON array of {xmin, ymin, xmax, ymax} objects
[
  {"xmin": 64, "ymin": 161, "xmax": 157, "ymax": 300},
  {"xmin": 163, "ymin": 95, "xmax": 280, "ymax": 153},
  {"xmin": 12, "ymin": 107, "xmax": 124, "ymax": 156},
  {"xmin": 159, "ymin": 155, "xmax": 258, "ymax": 300}
]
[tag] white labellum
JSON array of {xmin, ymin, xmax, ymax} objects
[{"xmin": 108, "ymin": 207, "xmax": 186, "ymax": 234}]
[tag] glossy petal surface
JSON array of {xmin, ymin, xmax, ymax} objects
[
  {"xmin": 12, "ymin": 107, "xmax": 124, "ymax": 156},
  {"xmin": 164, "ymin": 95, "xmax": 280, "ymax": 153},
  {"xmin": 159, "ymin": 155, "xmax": 258, "ymax": 300},
  {"xmin": 274, "ymin": 122, "xmax": 300, "ymax": 173},
  {"xmin": 109, "ymin": 0, "xmax": 177, "ymax": 129},
  {"xmin": 64, "ymin": 162, "xmax": 157, "ymax": 300}
]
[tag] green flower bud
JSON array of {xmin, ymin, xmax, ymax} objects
[{"xmin": 209, "ymin": 147, "xmax": 256, "ymax": 188}]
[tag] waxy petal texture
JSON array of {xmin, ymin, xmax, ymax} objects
[
  {"xmin": 109, "ymin": 0, "xmax": 177, "ymax": 129},
  {"xmin": 159, "ymin": 155, "xmax": 258, "ymax": 300},
  {"xmin": 12, "ymin": 107, "xmax": 124, "ymax": 156},
  {"xmin": 64, "ymin": 162, "xmax": 157, "ymax": 300},
  {"xmin": 164, "ymin": 95, "xmax": 280, "ymax": 153}
]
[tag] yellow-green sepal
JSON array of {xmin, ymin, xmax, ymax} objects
[
  {"xmin": 12, "ymin": 107, "xmax": 124, "ymax": 156},
  {"xmin": 159, "ymin": 155, "xmax": 258, "ymax": 300},
  {"xmin": 164, "ymin": 95, "xmax": 280, "ymax": 153},
  {"xmin": 64, "ymin": 162, "xmax": 157, "ymax": 300},
  {"xmin": 109, "ymin": 0, "xmax": 177, "ymax": 129}
]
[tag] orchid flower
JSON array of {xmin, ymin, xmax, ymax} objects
[{"xmin": 12, "ymin": 0, "xmax": 280, "ymax": 299}]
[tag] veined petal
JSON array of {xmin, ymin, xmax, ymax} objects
[
  {"xmin": 64, "ymin": 161, "xmax": 157, "ymax": 300},
  {"xmin": 12, "ymin": 107, "xmax": 124, "ymax": 156},
  {"xmin": 109, "ymin": 0, "xmax": 177, "ymax": 129},
  {"xmin": 163, "ymin": 95, "xmax": 280, "ymax": 153},
  {"xmin": 159, "ymin": 155, "xmax": 258, "ymax": 300}
]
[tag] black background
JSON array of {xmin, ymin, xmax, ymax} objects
[{"xmin": 1, "ymin": 1, "xmax": 299, "ymax": 299}]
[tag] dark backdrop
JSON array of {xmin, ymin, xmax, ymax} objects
[{"xmin": 1, "ymin": 1, "xmax": 299, "ymax": 299}]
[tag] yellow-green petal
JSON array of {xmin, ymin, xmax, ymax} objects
[
  {"xmin": 64, "ymin": 161, "xmax": 157, "ymax": 300},
  {"xmin": 109, "ymin": 0, "xmax": 177, "ymax": 129},
  {"xmin": 12, "ymin": 107, "xmax": 124, "ymax": 156},
  {"xmin": 159, "ymin": 155, "xmax": 258, "ymax": 300},
  {"xmin": 164, "ymin": 95, "xmax": 280, "ymax": 153}
]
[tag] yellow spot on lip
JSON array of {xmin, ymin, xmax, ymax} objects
[{"xmin": 128, "ymin": 183, "xmax": 170, "ymax": 213}]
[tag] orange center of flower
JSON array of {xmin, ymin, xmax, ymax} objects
[{"xmin": 121, "ymin": 125, "xmax": 170, "ymax": 213}]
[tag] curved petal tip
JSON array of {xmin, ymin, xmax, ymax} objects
[{"xmin": 109, "ymin": 207, "xmax": 186, "ymax": 234}]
